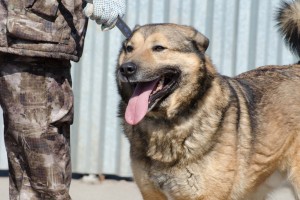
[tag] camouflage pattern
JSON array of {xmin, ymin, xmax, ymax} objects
[
  {"xmin": 0, "ymin": 0, "xmax": 88, "ymax": 62},
  {"xmin": 0, "ymin": 53, "xmax": 73, "ymax": 199}
]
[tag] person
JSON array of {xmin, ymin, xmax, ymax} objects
[{"xmin": 0, "ymin": 0, "xmax": 125, "ymax": 199}]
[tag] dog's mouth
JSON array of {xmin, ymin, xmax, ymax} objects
[{"xmin": 124, "ymin": 71, "xmax": 179, "ymax": 125}]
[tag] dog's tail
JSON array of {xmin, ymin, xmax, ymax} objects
[{"xmin": 276, "ymin": 0, "xmax": 300, "ymax": 58}]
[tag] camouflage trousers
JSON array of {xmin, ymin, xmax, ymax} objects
[{"xmin": 0, "ymin": 54, "xmax": 73, "ymax": 199}]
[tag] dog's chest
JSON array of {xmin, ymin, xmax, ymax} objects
[
  {"xmin": 148, "ymin": 166, "xmax": 204, "ymax": 199},
  {"xmin": 145, "ymin": 159, "xmax": 239, "ymax": 200}
]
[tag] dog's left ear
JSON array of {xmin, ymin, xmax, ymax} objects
[
  {"xmin": 133, "ymin": 24, "xmax": 141, "ymax": 31},
  {"xmin": 188, "ymin": 28, "xmax": 209, "ymax": 53}
]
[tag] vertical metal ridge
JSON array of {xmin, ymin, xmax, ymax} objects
[
  {"xmin": 205, "ymin": 0, "xmax": 214, "ymax": 56},
  {"xmin": 248, "ymin": 0, "xmax": 259, "ymax": 70},
  {"xmin": 231, "ymin": 0, "xmax": 240, "ymax": 76},
  {"xmin": 164, "ymin": 0, "xmax": 170, "ymax": 22}
]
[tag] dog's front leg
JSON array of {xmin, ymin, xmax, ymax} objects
[{"xmin": 131, "ymin": 160, "xmax": 167, "ymax": 200}]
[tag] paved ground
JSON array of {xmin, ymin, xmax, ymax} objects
[
  {"xmin": 0, "ymin": 177, "xmax": 143, "ymax": 200},
  {"xmin": 0, "ymin": 176, "xmax": 297, "ymax": 200}
]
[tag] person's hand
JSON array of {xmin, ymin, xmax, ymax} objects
[{"xmin": 84, "ymin": 0, "xmax": 126, "ymax": 31}]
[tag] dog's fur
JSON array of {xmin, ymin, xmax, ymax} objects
[{"xmin": 116, "ymin": 1, "xmax": 300, "ymax": 199}]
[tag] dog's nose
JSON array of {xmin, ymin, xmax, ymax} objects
[{"xmin": 119, "ymin": 62, "xmax": 137, "ymax": 77}]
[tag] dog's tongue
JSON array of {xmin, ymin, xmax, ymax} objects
[{"xmin": 125, "ymin": 80, "xmax": 158, "ymax": 125}]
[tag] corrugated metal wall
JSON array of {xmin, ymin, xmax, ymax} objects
[{"xmin": 0, "ymin": 0, "xmax": 297, "ymax": 177}]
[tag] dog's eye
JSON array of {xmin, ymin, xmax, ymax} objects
[
  {"xmin": 152, "ymin": 45, "xmax": 166, "ymax": 52},
  {"xmin": 125, "ymin": 45, "xmax": 134, "ymax": 53}
]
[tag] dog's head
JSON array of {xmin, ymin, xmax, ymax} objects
[{"xmin": 116, "ymin": 24, "xmax": 216, "ymax": 125}]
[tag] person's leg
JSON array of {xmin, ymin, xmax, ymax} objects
[{"xmin": 0, "ymin": 54, "xmax": 73, "ymax": 200}]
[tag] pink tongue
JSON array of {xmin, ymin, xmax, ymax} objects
[{"xmin": 125, "ymin": 80, "xmax": 158, "ymax": 125}]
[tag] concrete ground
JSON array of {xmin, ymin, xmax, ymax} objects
[
  {"xmin": 0, "ymin": 176, "xmax": 296, "ymax": 200},
  {"xmin": 0, "ymin": 177, "xmax": 143, "ymax": 200}
]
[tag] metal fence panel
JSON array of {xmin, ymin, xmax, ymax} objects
[{"xmin": 0, "ymin": 0, "xmax": 296, "ymax": 177}]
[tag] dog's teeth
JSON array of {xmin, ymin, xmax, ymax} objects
[
  {"xmin": 158, "ymin": 77, "xmax": 165, "ymax": 89},
  {"xmin": 150, "ymin": 77, "xmax": 165, "ymax": 97}
]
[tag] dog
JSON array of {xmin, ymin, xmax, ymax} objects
[{"xmin": 116, "ymin": 1, "xmax": 300, "ymax": 199}]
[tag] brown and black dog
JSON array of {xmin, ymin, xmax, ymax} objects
[{"xmin": 116, "ymin": 1, "xmax": 300, "ymax": 199}]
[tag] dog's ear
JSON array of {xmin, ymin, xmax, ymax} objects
[
  {"xmin": 193, "ymin": 31, "xmax": 209, "ymax": 52},
  {"xmin": 179, "ymin": 25, "xmax": 209, "ymax": 53},
  {"xmin": 133, "ymin": 25, "xmax": 141, "ymax": 31},
  {"xmin": 189, "ymin": 28, "xmax": 209, "ymax": 53}
]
